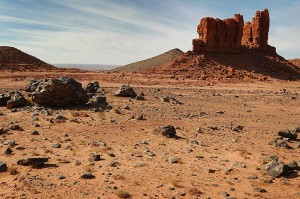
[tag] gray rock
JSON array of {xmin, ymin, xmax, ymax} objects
[
  {"xmin": 153, "ymin": 125, "xmax": 176, "ymax": 137},
  {"xmin": 29, "ymin": 76, "xmax": 88, "ymax": 107},
  {"xmin": 0, "ymin": 162, "xmax": 8, "ymax": 172},
  {"xmin": 7, "ymin": 91, "xmax": 27, "ymax": 109},
  {"xmin": 221, "ymin": 191, "xmax": 230, "ymax": 197},
  {"xmin": 135, "ymin": 163, "xmax": 148, "ymax": 167},
  {"xmin": 278, "ymin": 130, "xmax": 297, "ymax": 140},
  {"xmin": 0, "ymin": 93, "xmax": 11, "ymax": 106},
  {"xmin": 4, "ymin": 147, "xmax": 13, "ymax": 155},
  {"xmin": 81, "ymin": 172, "xmax": 95, "ymax": 179},
  {"xmin": 17, "ymin": 157, "xmax": 49, "ymax": 167},
  {"xmin": 0, "ymin": 128, "xmax": 7, "ymax": 135},
  {"xmin": 168, "ymin": 156, "xmax": 181, "ymax": 164},
  {"xmin": 265, "ymin": 158, "xmax": 289, "ymax": 178},
  {"xmin": 31, "ymin": 130, "xmax": 40, "ymax": 135},
  {"xmin": 232, "ymin": 125, "xmax": 244, "ymax": 132},
  {"xmin": 115, "ymin": 85, "xmax": 137, "ymax": 98},
  {"xmin": 136, "ymin": 95, "xmax": 145, "ymax": 100},
  {"xmin": 52, "ymin": 143, "xmax": 61, "ymax": 148},
  {"xmin": 90, "ymin": 94, "xmax": 107, "ymax": 105},
  {"xmin": 90, "ymin": 154, "xmax": 101, "ymax": 161},
  {"xmin": 10, "ymin": 124, "xmax": 20, "ymax": 130},
  {"xmin": 254, "ymin": 187, "xmax": 267, "ymax": 193},
  {"xmin": 287, "ymin": 161, "xmax": 298, "ymax": 170},
  {"xmin": 274, "ymin": 140, "xmax": 291, "ymax": 149},
  {"xmin": 136, "ymin": 114, "xmax": 146, "ymax": 120},
  {"xmin": 25, "ymin": 79, "xmax": 41, "ymax": 92},
  {"xmin": 85, "ymin": 81, "xmax": 99, "ymax": 93}
]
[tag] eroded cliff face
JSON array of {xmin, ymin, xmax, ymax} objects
[
  {"xmin": 193, "ymin": 14, "xmax": 244, "ymax": 53},
  {"xmin": 242, "ymin": 9, "xmax": 270, "ymax": 50},
  {"xmin": 192, "ymin": 9, "xmax": 272, "ymax": 53}
]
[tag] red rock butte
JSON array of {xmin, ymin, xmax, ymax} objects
[{"xmin": 193, "ymin": 9, "xmax": 272, "ymax": 53}]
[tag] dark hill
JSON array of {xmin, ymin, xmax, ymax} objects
[
  {"xmin": 0, "ymin": 46, "xmax": 56, "ymax": 71},
  {"xmin": 113, "ymin": 48, "xmax": 184, "ymax": 72}
]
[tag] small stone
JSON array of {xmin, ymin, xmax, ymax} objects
[
  {"xmin": 153, "ymin": 125, "xmax": 176, "ymax": 137},
  {"xmin": 135, "ymin": 163, "xmax": 148, "ymax": 167},
  {"xmin": 58, "ymin": 175, "xmax": 66, "ymax": 179},
  {"xmin": 232, "ymin": 162, "xmax": 247, "ymax": 168},
  {"xmin": 247, "ymin": 175, "xmax": 258, "ymax": 179},
  {"xmin": 196, "ymin": 127, "xmax": 203, "ymax": 133},
  {"xmin": 254, "ymin": 187, "xmax": 267, "ymax": 193},
  {"xmin": 81, "ymin": 172, "xmax": 95, "ymax": 179},
  {"xmin": 232, "ymin": 125, "xmax": 244, "ymax": 132},
  {"xmin": 168, "ymin": 156, "xmax": 181, "ymax": 164},
  {"xmin": 31, "ymin": 131, "xmax": 40, "ymax": 135},
  {"xmin": 10, "ymin": 124, "xmax": 20, "ymax": 130},
  {"xmin": 90, "ymin": 154, "xmax": 101, "ymax": 161},
  {"xmin": 136, "ymin": 114, "xmax": 146, "ymax": 120},
  {"xmin": 0, "ymin": 128, "xmax": 7, "ymax": 135},
  {"xmin": 168, "ymin": 187, "xmax": 176, "ymax": 191},
  {"xmin": 136, "ymin": 95, "xmax": 145, "ymax": 100},
  {"xmin": 17, "ymin": 157, "xmax": 49, "ymax": 167},
  {"xmin": 52, "ymin": 143, "xmax": 61, "ymax": 148},
  {"xmin": 0, "ymin": 162, "xmax": 8, "ymax": 172},
  {"xmin": 123, "ymin": 105, "xmax": 130, "ymax": 110},
  {"xmin": 3, "ymin": 140, "xmax": 16, "ymax": 146},
  {"xmin": 4, "ymin": 147, "xmax": 13, "ymax": 155},
  {"xmin": 109, "ymin": 161, "xmax": 118, "ymax": 167},
  {"xmin": 190, "ymin": 140, "xmax": 199, "ymax": 145},
  {"xmin": 221, "ymin": 191, "xmax": 230, "ymax": 197}
]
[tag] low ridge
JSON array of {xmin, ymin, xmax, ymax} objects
[
  {"xmin": 113, "ymin": 48, "xmax": 184, "ymax": 72},
  {"xmin": 0, "ymin": 46, "xmax": 56, "ymax": 71}
]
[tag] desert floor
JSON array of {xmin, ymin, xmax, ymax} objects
[{"xmin": 0, "ymin": 71, "xmax": 300, "ymax": 199}]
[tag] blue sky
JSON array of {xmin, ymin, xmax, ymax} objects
[{"xmin": 0, "ymin": 0, "xmax": 299, "ymax": 65}]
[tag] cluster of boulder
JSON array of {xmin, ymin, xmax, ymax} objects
[
  {"xmin": 192, "ymin": 9, "xmax": 274, "ymax": 53},
  {"xmin": 0, "ymin": 76, "xmax": 141, "ymax": 109}
]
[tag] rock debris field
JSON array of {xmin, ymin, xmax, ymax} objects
[{"xmin": 0, "ymin": 72, "xmax": 299, "ymax": 199}]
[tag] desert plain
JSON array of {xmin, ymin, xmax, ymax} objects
[{"xmin": 0, "ymin": 71, "xmax": 299, "ymax": 199}]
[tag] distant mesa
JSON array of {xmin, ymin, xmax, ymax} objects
[
  {"xmin": 192, "ymin": 9, "xmax": 273, "ymax": 53},
  {"xmin": 0, "ymin": 46, "xmax": 56, "ymax": 71},
  {"xmin": 116, "ymin": 9, "xmax": 300, "ymax": 80}
]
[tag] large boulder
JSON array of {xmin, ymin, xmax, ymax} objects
[
  {"xmin": 153, "ymin": 125, "xmax": 177, "ymax": 137},
  {"xmin": 0, "ymin": 93, "xmax": 11, "ymax": 106},
  {"xmin": 28, "ymin": 76, "xmax": 88, "ymax": 106},
  {"xmin": 115, "ymin": 85, "xmax": 137, "ymax": 98},
  {"xmin": 278, "ymin": 130, "xmax": 297, "ymax": 140},
  {"xmin": 6, "ymin": 91, "xmax": 27, "ymax": 109},
  {"xmin": 265, "ymin": 158, "xmax": 289, "ymax": 178}
]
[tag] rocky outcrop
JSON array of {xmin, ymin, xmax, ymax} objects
[
  {"xmin": 192, "ymin": 9, "xmax": 272, "ymax": 53},
  {"xmin": 115, "ymin": 85, "xmax": 137, "ymax": 98},
  {"xmin": 28, "ymin": 76, "xmax": 88, "ymax": 107},
  {"xmin": 6, "ymin": 91, "xmax": 27, "ymax": 109},
  {"xmin": 242, "ymin": 9, "xmax": 270, "ymax": 50},
  {"xmin": 193, "ymin": 14, "xmax": 244, "ymax": 53}
]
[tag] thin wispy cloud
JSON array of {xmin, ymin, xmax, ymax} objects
[{"xmin": 0, "ymin": 0, "xmax": 299, "ymax": 65}]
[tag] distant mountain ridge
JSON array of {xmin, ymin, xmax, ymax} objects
[
  {"xmin": 113, "ymin": 48, "xmax": 184, "ymax": 72},
  {"xmin": 0, "ymin": 46, "xmax": 56, "ymax": 71},
  {"xmin": 54, "ymin": 64, "xmax": 120, "ymax": 71}
]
